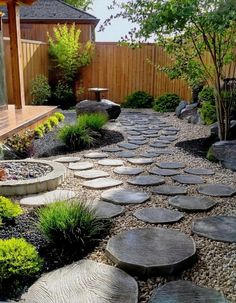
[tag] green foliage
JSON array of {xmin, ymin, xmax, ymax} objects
[
  {"xmin": 199, "ymin": 87, "xmax": 215, "ymax": 105},
  {"xmin": 58, "ymin": 122, "xmax": 93, "ymax": 150},
  {"xmin": 0, "ymin": 238, "xmax": 42, "ymax": 282},
  {"xmin": 0, "ymin": 196, "xmax": 23, "ymax": 223},
  {"xmin": 31, "ymin": 74, "xmax": 51, "ymax": 105},
  {"xmin": 48, "ymin": 24, "xmax": 94, "ymax": 82},
  {"xmin": 43, "ymin": 120, "xmax": 52, "ymax": 133},
  {"xmin": 37, "ymin": 201, "xmax": 106, "ymax": 249},
  {"xmin": 153, "ymin": 93, "xmax": 181, "ymax": 112},
  {"xmin": 206, "ymin": 146, "xmax": 218, "ymax": 163},
  {"xmin": 123, "ymin": 91, "xmax": 154, "ymax": 108},
  {"xmin": 54, "ymin": 112, "xmax": 65, "ymax": 122},
  {"xmin": 63, "ymin": 0, "xmax": 93, "ymax": 10},
  {"xmin": 48, "ymin": 116, "xmax": 59, "ymax": 127},
  {"xmin": 53, "ymin": 81, "xmax": 74, "ymax": 107},
  {"xmin": 34, "ymin": 126, "xmax": 44, "ymax": 138},
  {"xmin": 5, "ymin": 130, "xmax": 35, "ymax": 158},
  {"xmin": 77, "ymin": 113, "xmax": 108, "ymax": 132},
  {"xmin": 199, "ymin": 101, "xmax": 217, "ymax": 125}
]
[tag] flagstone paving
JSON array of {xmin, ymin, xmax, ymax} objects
[
  {"xmin": 127, "ymin": 158, "xmax": 154, "ymax": 165},
  {"xmin": 84, "ymin": 152, "xmax": 108, "ymax": 159},
  {"xmin": 133, "ymin": 207, "xmax": 184, "ymax": 223},
  {"xmin": 82, "ymin": 178, "xmax": 123, "ymax": 189},
  {"xmin": 128, "ymin": 175, "xmax": 165, "ymax": 186},
  {"xmin": 156, "ymin": 161, "xmax": 186, "ymax": 169},
  {"xmin": 98, "ymin": 159, "xmax": 124, "ymax": 166},
  {"xmin": 88, "ymin": 200, "xmax": 125, "ymax": 219},
  {"xmin": 117, "ymin": 142, "xmax": 140, "ymax": 150},
  {"xmin": 172, "ymin": 174, "xmax": 205, "ymax": 185},
  {"xmin": 149, "ymin": 167, "xmax": 179, "ymax": 176},
  {"xmin": 102, "ymin": 146, "xmax": 123, "ymax": 152},
  {"xmin": 169, "ymin": 196, "xmax": 217, "ymax": 211},
  {"xmin": 74, "ymin": 169, "xmax": 110, "ymax": 180},
  {"xmin": 54, "ymin": 156, "xmax": 81, "ymax": 163},
  {"xmin": 152, "ymin": 185, "xmax": 188, "ymax": 196},
  {"xmin": 184, "ymin": 167, "xmax": 215, "ymax": 175},
  {"xmin": 113, "ymin": 166, "xmax": 144, "ymax": 175},
  {"xmin": 68, "ymin": 162, "xmax": 94, "ymax": 170},
  {"xmin": 197, "ymin": 184, "xmax": 236, "ymax": 197},
  {"xmin": 116, "ymin": 151, "xmax": 137, "ymax": 158},
  {"xmin": 101, "ymin": 188, "xmax": 150, "ymax": 205}
]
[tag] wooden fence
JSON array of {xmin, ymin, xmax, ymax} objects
[{"xmin": 4, "ymin": 37, "xmax": 49, "ymax": 105}]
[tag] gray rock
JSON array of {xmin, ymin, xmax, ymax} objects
[
  {"xmin": 88, "ymin": 200, "xmax": 125, "ymax": 219},
  {"xmin": 74, "ymin": 169, "xmax": 110, "ymax": 179},
  {"xmin": 149, "ymin": 142, "xmax": 169, "ymax": 148},
  {"xmin": 172, "ymin": 174, "xmax": 205, "ymax": 185},
  {"xmin": 84, "ymin": 152, "xmax": 108, "ymax": 159},
  {"xmin": 101, "ymin": 188, "xmax": 150, "ymax": 205},
  {"xmin": 134, "ymin": 207, "xmax": 184, "ymax": 223},
  {"xmin": 82, "ymin": 178, "xmax": 123, "ymax": 189},
  {"xmin": 55, "ymin": 157, "xmax": 81, "ymax": 163},
  {"xmin": 68, "ymin": 162, "xmax": 94, "ymax": 170},
  {"xmin": 117, "ymin": 142, "xmax": 140, "ymax": 150},
  {"xmin": 102, "ymin": 146, "xmax": 123, "ymax": 152},
  {"xmin": 159, "ymin": 135, "xmax": 177, "ymax": 142},
  {"xmin": 198, "ymin": 184, "xmax": 236, "ymax": 197},
  {"xmin": 192, "ymin": 216, "xmax": 236, "ymax": 243},
  {"xmin": 211, "ymin": 140, "xmax": 236, "ymax": 171},
  {"xmin": 114, "ymin": 167, "xmax": 144, "ymax": 175},
  {"xmin": 141, "ymin": 130, "xmax": 159, "ymax": 135},
  {"xmin": 128, "ymin": 140, "xmax": 148, "ymax": 146},
  {"xmin": 141, "ymin": 152, "xmax": 160, "ymax": 158},
  {"xmin": 98, "ymin": 159, "xmax": 124, "ymax": 166},
  {"xmin": 152, "ymin": 185, "xmax": 187, "ymax": 196},
  {"xmin": 149, "ymin": 168, "xmax": 179, "ymax": 176},
  {"xmin": 169, "ymin": 196, "xmax": 217, "ymax": 211},
  {"xmin": 211, "ymin": 120, "xmax": 236, "ymax": 139},
  {"xmin": 153, "ymin": 139, "xmax": 171, "ymax": 145},
  {"xmin": 184, "ymin": 168, "xmax": 215, "ymax": 175},
  {"xmin": 22, "ymin": 260, "xmax": 138, "ymax": 303},
  {"xmin": 126, "ymin": 131, "xmax": 141, "ymax": 136},
  {"xmin": 149, "ymin": 280, "xmax": 229, "ymax": 303},
  {"xmin": 76, "ymin": 99, "xmax": 121, "ymax": 120},
  {"xmin": 175, "ymin": 101, "xmax": 187, "ymax": 117},
  {"xmin": 128, "ymin": 175, "xmax": 165, "ymax": 186},
  {"xmin": 116, "ymin": 151, "xmax": 136, "ymax": 158},
  {"xmin": 127, "ymin": 158, "xmax": 154, "ymax": 165},
  {"xmin": 106, "ymin": 228, "xmax": 196, "ymax": 276},
  {"xmin": 157, "ymin": 162, "xmax": 186, "ymax": 169}
]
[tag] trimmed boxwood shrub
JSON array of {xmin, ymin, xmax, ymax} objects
[
  {"xmin": 153, "ymin": 93, "xmax": 181, "ymax": 112},
  {"xmin": 123, "ymin": 91, "xmax": 154, "ymax": 108},
  {"xmin": 0, "ymin": 196, "xmax": 23, "ymax": 223},
  {"xmin": 54, "ymin": 112, "xmax": 65, "ymax": 122},
  {"xmin": 199, "ymin": 101, "xmax": 217, "ymax": 125},
  {"xmin": 48, "ymin": 116, "xmax": 59, "ymax": 127}
]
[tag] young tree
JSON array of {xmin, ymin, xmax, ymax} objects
[
  {"xmin": 64, "ymin": 0, "xmax": 93, "ymax": 11},
  {"xmin": 106, "ymin": 0, "xmax": 236, "ymax": 140}
]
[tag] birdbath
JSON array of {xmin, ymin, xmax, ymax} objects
[{"xmin": 88, "ymin": 88, "xmax": 109, "ymax": 102}]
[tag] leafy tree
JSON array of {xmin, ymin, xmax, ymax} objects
[
  {"xmin": 106, "ymin": 0, "xmax": 236, "ymax": 140},
  {"xmin": 64, "ymin": 0, "xmax": 93, "ymax": 11}
]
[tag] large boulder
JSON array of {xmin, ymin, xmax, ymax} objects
[
  {"xmin": 175, "ymin": 101, "xmax": 187, "ymax": 117},
  {"xmin": 76, "ymin": 99, "xmax": 121, "ymax": 120},
  {"xmin": 211, "ymin": 120, "xmax": 236, "ymax": 139},
  {"xmin": 179, "ymin": 103, "xmax": 203, "ymax": 124},
  {"xmin": 211, "ymin": 140, "xmax": 236, "ymax": 171}
]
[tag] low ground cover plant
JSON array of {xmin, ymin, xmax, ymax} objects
[
  {"xmin": 0, "ymin": 196, "xmax": 23, "ymax": 224},
  {"xmin": 153, "ymin": 93, "xmax": 181, "ymax": 112},
  {"xmin": 123, "ymin": 91, "xmax": 154, "ymax": 108},
  {"xmin": 5, "ymin": 130, "xmax": 35, "ymax": 158},
  {"xmin": 34, "ymin": 112, "xmax": 65, "ymax": 139}
]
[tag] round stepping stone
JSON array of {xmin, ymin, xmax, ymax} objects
[
  {"xmin": 172, "ymin": 174, "xmax": 205, "ymax": 185},
  {"xmin": 74, "ymin": 169, "xmax": 110, "ymax": 179},
  {"xmin": 152, "ymin": 185, "xmax": 187, "ymax": 196},
  {"xmin": 153, "ymin": 139, "xmax": 171, "ymax": 145},
  {"xmin": 126, "ymin": 131, "xmax": 141, "ymax": 136},
  {"xmin": 84, "ymin": 152, "xmax": 108, "ymax": 159},
  {"xmin": 98, "ymin": 159, "xmax": 124, "ymax": 166},
  {"xmin": 165, "ymin": 127, "xmax": 180, "ymax": 132},
  {"xmin": 184, "ymin": 167, "xmax": 215, "ymax": 175},
  {"xmin": 22, "ymin": 260, "xmax": 138, "ymax": 303},
  {"xmin": 20, "ymin": 190, "xmax": 76, "ymax": 207},
  {"xmin": 117, "ymin": 151, "xmax": 136, "ymax": 158},
  {"xmin": 141, "ymin": 152, "xmax": 160, "ymax": 158},
  {"xmin": 154, "ymin": 149, "xmax": 173, "ymax": 155},
  {"xmin": 134, "ymin": 207, "xmax": 183, "ymax": 223},
  {"xmin": 106, "ymin": 228, "xmax": 196, "ymax": 276},
  {"xmin": 149, "ymin": 167, "xmax": 179, "ymax": 176},
  {"xmin": 169, "ymin": 196, "xmax": 217, "ymax": 211},
  {"xmin": 128, "ymin": 140, "xmax": 147, "ymax": 146},
  {"xmin": 149, "ymin": 280, "xmax": 229, "ymax": 303},
  {"xmin": 192, "ymin": 216, "xmax": 236, "ymax": 243},
  {"xmin": 157, "ymin": 162, "xmax": 186, "ymax": 169},
  {"xmin": 114, "ymin": 166, "xmax": 144, "ymax": 175},
  {"xmin": 127, "ymin": 158, "xmax": 154, "ymax": 165},
  {"xmin": 162, "ymin": 130, "xmax": 177, "ymax": 136},
  {"xmin": 88, "ymin": 200, "xmax": 125, "ymax": 219},
  {"xmin": 54, "ymin": 156, "xmax": 81, "ymax": 163},
  {"xmin": 102, "ymin": 146, "xmax": 122, "ymax": 152},
  {"xmin": 68, "ymin": 162, "xmax": 94, "ymax": 170},
  {"xmin": 128, "ymin": 175, "xmax": 165, "ymax": 186},
  {"xmin": 159, "ymin": 135, "xmax": 177, "ymax": 142},
  {"xmin": 117, "ymin": 142, "xmax": 139, "ymax": 150},
  {"xmin": 128, "ymin": 136, "xmax": 146, "ymax": 141},
  {"xmin": 82, "ymin": 178, "xmax": 123, "ymax": 189},
  {"xmin": 198, "ymin": 184, "xmax": 236, "ymax": 197},
  {"xmin": 101, "ymin": 188, "xmax": 150, "ymax": 205},
  {"xmin": 141, "ymin": 130, "xmax": 159, "ymax": 135},
  {"xmin": 149, "ymin": 142, "xmax": 168, "ymax": 148}
]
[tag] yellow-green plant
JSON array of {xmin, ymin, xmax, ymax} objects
[
  {"xmin": 0, "ymin": 196, "xmax": 23, "ymax": 222},
  {"xmin": 53, "ymin": 112, "xmax": 65, "ymax": 122},
  {"xmin": 48, "ymin": 116, "xmax": 59, "ymax": 127}
]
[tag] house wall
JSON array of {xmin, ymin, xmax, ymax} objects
[{"xmin": 3, "ymin": 22, "xmax": 94, "ymax": 43}]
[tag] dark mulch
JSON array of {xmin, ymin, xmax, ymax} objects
[{"xmin": 175, "ymin": 136, "xmax": 217, "ymax": 158}]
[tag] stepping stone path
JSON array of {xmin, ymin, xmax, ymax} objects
[
  {"xmin": 128, "ymin": 175, "xmax": 165, "ymax": 186},
  {"xmin": 117, "ymin": 142, "xmax": 140, "ymax": 150},
  {"xmin": 184, "ymin": 167, "xmax": 215, "ymax": 175},
  {"xmin": 149, "ymin": 280, "xmax": 229, "ymax": 303},
  {"xmin": 88, "ymin": 200, "xmax": 125, "ymax": 219},
  {"xmin": 114, "ymin": 166, "xmax": 144, "ymax": 175},
  {"xmin": 157, "ymin": 162, "xmax": 186, "ymax": 169},
  {"xmin": 149, "ymin": 167, "xmax": 179, "ymax": 176},
  {"xmin": 159, "ymin": 135, "xmax": 177, "ymax": 142},
  {"xmin": 116, "ymin": 151, "xmax": 136, "ymax": 158},
  {"xmin": 102, "ymin": 146, "xmax": 122, "ymax": 152},
  {"xmin": 22, "ymin": 260, "xmax": 138, "ymax": 303},
  {"xmin": 192, "ymin": 216, "xmax": 236, "ymax": 243},
  {"xmin": 20, "ymin": 190, "xmax": 76, "ymax": 207},
  {"xmin": 172, "ymin": 174, "xmax": 205, "ymax": 185},
  {"xmin": 84, "ymin": 152, "xmax": 108, "ymax": 159},
  {"xmin": 198, "ymin": 184, "xmax": 236, "ymax": 197},
  {"xmin": 98, "ymin": 159, "xmax": 124, "ymax": 166},
  {"xmin": 74, "ymin": 169, "xmax": 110, "ymax": 179},
  {"xmin": 54, "ymin": 157, "xmax": 81, "ymax": 163},
  {"xmin": 153, "ymin": 149, "xmax": 173, "ymax": 155},
  {"xmin": 169, "ymin": 196, "xmax": 217, "ymax": 211},
  {"xmin": 68, "ymin": 162, "xmax": 94, "ymax": 170},
  {"xmin": 141, "ymin": 152, "xmax": 160, "ymax": 158},
  {"xmin": 101, "ymin": 188, "xmax": 150, "ymax": 205},
  {"xmin": 149, "ymin": 142, "xmax": 168, "ymax": 148},
  {"xmin": 106, "ymin": 228, "xmax": 196, "ymax": 276},
  {"xmin": 134, "ymin": 207, "xmax": 184, "ymax": 223},
  {"xmin": 152, "ymin": 185, "xmax": 188, "ymax": 196},
  {"xmin": 153, "ymin": 139, "xmax": 171, "ymax": 145},
  {"xmin": 82, "ymin": 178, "xmax": 123, "ymax": 189},
  {"xmin": 127, "ymin": 158, "xmax": 154, "ymax": 165},
  {"xmin": 128, "ymin": 140, "xmax": 147, "ymax": 145}
]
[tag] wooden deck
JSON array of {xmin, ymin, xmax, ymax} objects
[{"xmin": 0, "ymin": 105, "xmax": 57, "ymax": 140}]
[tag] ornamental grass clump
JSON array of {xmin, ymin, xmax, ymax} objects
[
  {"xmin": 77, "ymin": 113, "xmax": 108, "ymax": 132},
  {"xmin": 0, "ymin": 196, "xmax": 23, "ymax": 223},
  {"xmin": 37, "ymin": 201, "xmax": 107, "ymax": 251}
]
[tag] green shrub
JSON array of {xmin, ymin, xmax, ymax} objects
[
  {"xmin": 0, "ymin": 196, "xmax": 23, "ymax": 222},
  {"xmin": 77, "ymin": 113, "xmax": 108, "ymax": 132},
  {"xmin": 48, "ymin": 116, "xmax": 59, "ymax": 127},
  {"xmin": 199, "ymin": 86, "xmax": 215, "ymax": 105},
  {"xmin": 43, "ymin": 120, "xmax": 52, "ymax": 133},
  {"xmin": 54, "ymin": 112, "xmax": 65, "ymax": 122},
  {"xmin": 53, "ymin": 81, "xmax": 74, "ymax": 108},
  {"xmin": 34, "ymin": 126, "xmax": 44, "ymax": 138},
  {"xmin": 153, "ymin": 93, "xmax": 181, "ymax": 112},
  {"xmin": 5, "ymin": 130, "xmax": 35, "ymax": 158},
  {"xmin": 58, "ymin": 122, "xmax": 93, "ymax": 150},
  {"xmin": 0, "ymin": 238, "xmax": 42, "ymax": 282},
  {"xmin": 31, "ymin": 74, "xmax": 51, "ymax": 105},
  {"xmin": 123, "ymin": 91, "xmax": 154, "ymax": 108},
  {"xmin": 199, "ymin": 101, "xmax": 217, "ymax": 125},
  {"xmin": 206, "ymin": 146, "xmax": 218, "ymax": 162},
  {"xmin": 37, "ymin": 201, "xmax": 106, "ymax": 249}
]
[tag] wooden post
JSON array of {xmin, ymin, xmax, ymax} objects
[
  {"xmin": 0, "ymin": 11, "xmax": 7, "ymax": 110},
  {"xmin": 7, "ymin": 1, "xmax": 25, "ymax": 108}
]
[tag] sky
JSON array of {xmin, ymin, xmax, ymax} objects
[{"xmin": 90, "ymin": 0, "xmax": 136, "ymax": 42}]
